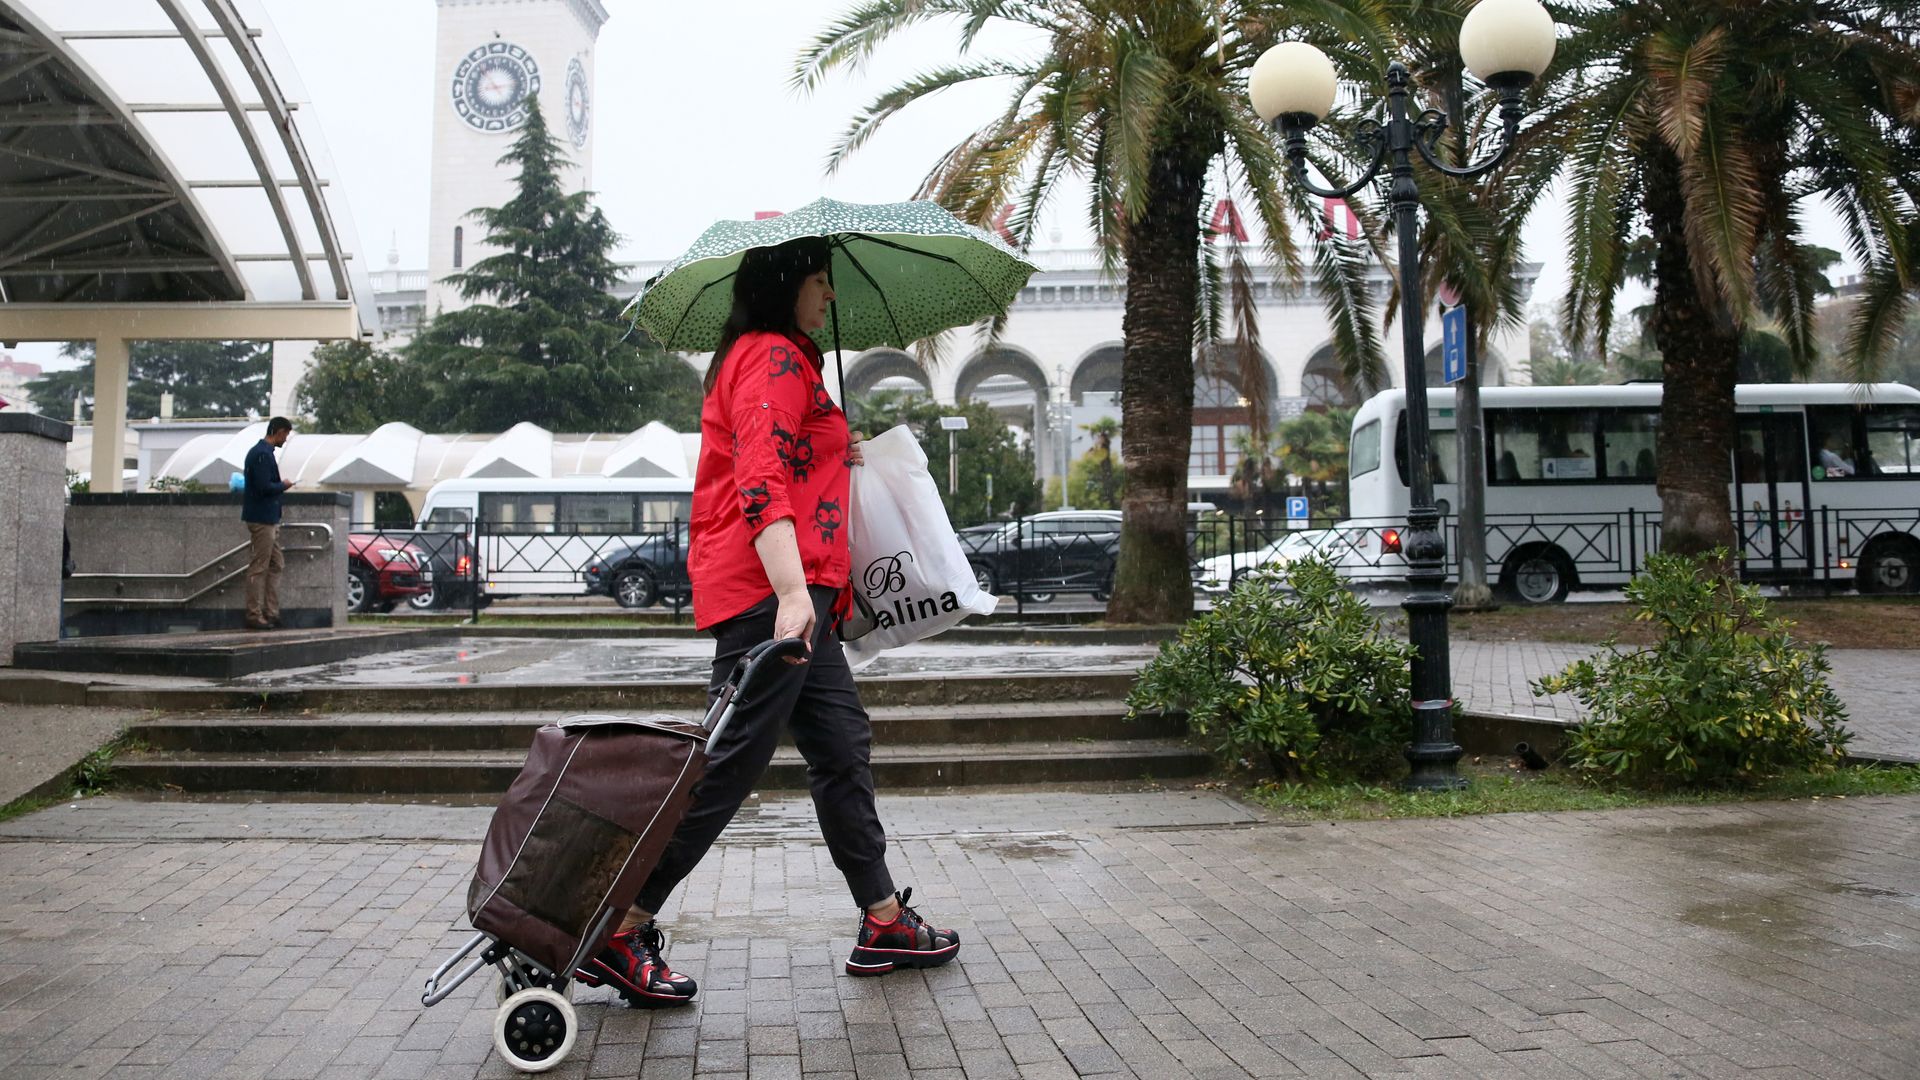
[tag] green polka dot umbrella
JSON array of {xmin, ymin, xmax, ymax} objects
[{"xmin": 627, "ymin": 197, "xmax": 1038, "ymax": 393}]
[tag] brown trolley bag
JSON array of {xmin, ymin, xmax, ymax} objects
[{"xmin": 423, "ymin": 637, "xmax": 809, "ymax": 1006}]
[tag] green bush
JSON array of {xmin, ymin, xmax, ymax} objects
[
  {"xmin": 1533, "ymin": 550, "xmax": 1851, "ymax": 788},
  {"xmin": 1127, "ymin": 557, "xmax": 1411, "ymax": 780}
]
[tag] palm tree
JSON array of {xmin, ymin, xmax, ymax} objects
[
  {"xmin": 794, "ymin": 0, "xmax": 1395, "ymax": 622},
  {"xmin": 1542, "ymin": 0, "xmax": 1920, "ymax": 556},
  {"xmin": 1082, "ymin": 415, "xmax": 1122, "ymax": 508}
]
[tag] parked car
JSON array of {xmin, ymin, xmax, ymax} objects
[
  {"xmin": 392, "ymin": 528, "xmax": 487, "ymax": 610},
  {"xmin": 581, "ymin": 523, "xmax": 692, "ymax": 608},
  {"xmin": 1193, "ymin": 529, "xmax": 1329, "ymax": 594},
  {"xmin": 346, "ymin": 533, "xmax": 431, "ymax": 614},
  {"xmin": 958, "ymin": 510, "xmax": 1122, "ymax": 602}
]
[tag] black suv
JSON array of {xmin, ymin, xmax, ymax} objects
[
  {"xmin": 581, "ymin": 523, "xmax": 692, "ymax": 608},
  {"xmin": 958, "ymin": 511, "xmax": 1121, "ymax": 602}
]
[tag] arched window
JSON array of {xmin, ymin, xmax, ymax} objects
[
  {"xmin": 1302, "ymin": 350, "xmax": 1355, "ymax": 407},
  {"xmin": 453, "ymin": 226, "xmax": 464, "ymax": 269}
]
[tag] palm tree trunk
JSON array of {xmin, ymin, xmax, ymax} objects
[
  {"xmin": 1109, "ymin": 141, "xmax": 1210, "ymax": 623},
  {"xmin": 1646, "ymin": 142, "xmax": 1739, "ymax": 557}
]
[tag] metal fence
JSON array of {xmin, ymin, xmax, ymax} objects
[{"xmin": 341, "ymin": 504, "xmax": 1918, "ymax": 618}]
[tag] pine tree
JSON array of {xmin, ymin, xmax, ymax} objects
[
  {"xmin": 26, "ymin": 340, "xmax": 268, "ymax": 420},
  {"xmin": 407, "ymin": 97, "xmax": 698, "ymax": 432}
]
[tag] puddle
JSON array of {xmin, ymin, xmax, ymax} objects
[
  {"xmin": 957, "ymin": 836, "xmax": 1080, "ymax": 861},
  {"xmin": 1827, "ymin": 881, "xmax": 1920, "ymax": 909}
]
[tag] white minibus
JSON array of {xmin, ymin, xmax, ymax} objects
[
  {"xmin": 1333, "ymin": 382, "xmax": 1920, "ymax": 601},
  {"xmin": 418, "ymin": 477, "xmax": 694, "ymax": 598}
]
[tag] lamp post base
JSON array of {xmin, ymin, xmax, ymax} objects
[{"xmin": 1402, "ymin": 585, "xmax": 1466, "ymax": 792}]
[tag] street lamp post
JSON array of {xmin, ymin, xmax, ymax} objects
[
  {"xmin": 1248, "ymin": 0, "xmax": 1554, "ymax": 792},
  {"xmin": 939, "ymin": 415, "xmax": 969, "ymax": 497}
]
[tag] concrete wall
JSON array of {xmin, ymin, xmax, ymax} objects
[
  {"xmin": 0, "ymin": 413, "xmax": 73, "ymax": 656},
  {"xmin": 64, "ymin": 492, "xmax": 350, "ymax": 637}
]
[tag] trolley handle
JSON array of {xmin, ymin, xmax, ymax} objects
[{"xmin": 731, "ymin": 637, "xmax": 809, "ymax": 707}]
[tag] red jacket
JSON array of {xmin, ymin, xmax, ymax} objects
[{"xmin": 688, "ymin": 331, "xmax": 851, "ymax": 629}]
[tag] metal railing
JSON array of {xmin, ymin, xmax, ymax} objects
[
  {"xmin": 345, "ymin": 520, "xmax": 690, "ymax": 620},
  {"xmin": 1187, "ymin": 505, "xmax": 1920, "ymax": 591},
  {"xmin": 65, "ymin": 523, "xmax": 334, "ymax": 607},
  {"xmin": 342, "ymin": 504, "xmax": 1920, "ymax": 618}
]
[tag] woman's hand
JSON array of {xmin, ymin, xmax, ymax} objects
[
  {"xmin": 848, "ymin": 431, "xmax": 865, "ymax": 467},
  {"xmin": 773, "ymin": 587, "xmax": 817, "ymax": 651}
]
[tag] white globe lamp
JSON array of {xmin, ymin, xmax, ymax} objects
[
  {"xmin": 1248, "ymin": 42, "xmax": 1338, "ymax": 127},
  {"xmin": 1459, "ymin": 0, "xmax": 1557, "ymax": 88}
]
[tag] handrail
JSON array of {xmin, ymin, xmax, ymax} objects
[{"xmin": 65, "ymin": 523, "xmax": 334, "ymax": 607}]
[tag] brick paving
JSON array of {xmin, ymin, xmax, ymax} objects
[
  {"xmin": 2, "ymin": 791, "xmax": 1918, "ymax": 1078},
  {"xmin": 1449, "ymin": 643, "xmax": 1920, "ymax": 762}
]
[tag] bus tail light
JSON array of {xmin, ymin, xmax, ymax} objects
[{"xmin": 1380, "ymin": 528, "xmax": 1402, "ymax": 555}]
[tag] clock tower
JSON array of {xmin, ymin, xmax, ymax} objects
[{"xmin": 425, "ymin": 0, "xmax": 607, "ymax": 315}]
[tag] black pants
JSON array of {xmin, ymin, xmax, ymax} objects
[{"xmin": 632, "ymin": 585, "xmax": 896, "ymax": 914}]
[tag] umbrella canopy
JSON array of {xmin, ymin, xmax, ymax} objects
[{"xmin": 629, "ymin": 197, "xmax": 1038, "ymax": 355}]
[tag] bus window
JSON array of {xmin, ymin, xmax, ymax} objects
[
  {"xmin": 639, "ymin": 495, "xmax": 693, "ymax": 526},
  {"xmin": 1351, "ymin": 419, "xmax": 1382, "ymax": 478},
  {"xmin": 1806, "ymin": 407, "xmax": 1863, "ymax": 480},
  {"xmin": 1490, "ymin": 409, "xmax": 1598, "ymax": 482},
  {"xmin": 1863, "ymin": 407, "xmax": 1920, "ymax": 476},
  {"xmin": 1599, "ymin": 410, "xmax": 1659, "ymax": 480},
  {"xmin": 424, "ymin": 507, "xmax": 470, "ymax": 532},
  {"xmin": 1392, "ymin": 413, "xmax": 1454, "ymax": 485},
  {"xmin": 480, "ymin": 493, "xmax": 559, "ymax": 533},
  {"xmin": 560, "ymin": 493, "xmax": 637, "ymax": 534},
  {"xmin": 1734, "ymin": 415, "xmax": 1809, "ymax": 484}
]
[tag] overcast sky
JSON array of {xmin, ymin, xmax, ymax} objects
[{"xmin": 24, "ymin": 0, "xmax": 1857, "ymax": 374}]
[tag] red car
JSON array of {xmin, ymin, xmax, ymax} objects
[{"xmin": 347, "ymin": 533, "xmax": 432, "ymax": 613}]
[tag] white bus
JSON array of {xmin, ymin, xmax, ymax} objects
[
  {"xmin": 1331, "ymin": 382, "xmax": 1920, "ymax": 601},
  {"xmin": 418, "ymin": 477, "xmax": 694, "ymax": 599}
]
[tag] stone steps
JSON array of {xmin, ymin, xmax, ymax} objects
[
  {"xmin": 114, "ymin": 696, "xmax": 1208, "ymax": 795},
  {"xmin": 113, "ymin": 738, "xmax": 1208, "ymax": 795},
  {"xmin": 128, "ymin": 700, "xmax": 1180, "ymax": 753}
]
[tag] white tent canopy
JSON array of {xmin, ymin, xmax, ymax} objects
[
  {"xmin": 156, "ymin": 422, "xmax": 703, "ymax": 507},
  {"xmin": 317, "ymin": 422, "xmax": 422, "ymax": 486},
  {"xmin": 602, "ymin": 421, "xmax": 690, "ymax": 479},
  {"xmin": 462, "ymin": 421, "xmax": 553, "ymax": 480}
]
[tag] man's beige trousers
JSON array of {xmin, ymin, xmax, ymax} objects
[{"xmin": 245, "ymin": 523, "xmax": 283, "ymax": 626}]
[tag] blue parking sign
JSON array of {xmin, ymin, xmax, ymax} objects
[
  {"xmin": 1441, "ymin": 305, "xmax": 1467, "ymax": 384},
  {"xmin": 1286, "ymin": 496, "xmax": 1309, "ymax": 530}
]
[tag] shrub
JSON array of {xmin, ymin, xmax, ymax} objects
[
  {"xmin": 1533, "ymin": 550, "xmax": 1851, "ymax": 788},
  {"xmin": 1127, "ymin": 557, "xmax": 1411, "ymax": 781}
]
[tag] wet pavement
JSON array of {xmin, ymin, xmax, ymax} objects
[
  {"xmin": 1, "ymin": 790, "xmax": 1916, "ymax": 1078},
  {"xmin": 232, "ymin": 638, "xmax": 1162, "ymax": 688}
]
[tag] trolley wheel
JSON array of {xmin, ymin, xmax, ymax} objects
[{"xmin": 493, "ymin": 987, "xmax": 577, "ymax": 1073}]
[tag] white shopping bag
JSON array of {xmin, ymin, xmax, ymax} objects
[{"xmin": 842, "ymin": 425, "xmax": 997, "ymax": 669}]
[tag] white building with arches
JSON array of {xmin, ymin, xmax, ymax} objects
[{"xmin": 350, "ymin": 246, "xmax": 1537, "ymax": 498}]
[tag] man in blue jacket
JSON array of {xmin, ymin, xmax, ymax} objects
[{"xmin": 242, "ymin": 417, "xmax": 295, "ymax": 629}]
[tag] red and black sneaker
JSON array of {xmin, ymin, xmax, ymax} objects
[
  {"xmin": 574, "ymin": 923, "xmax": 697, "ymax": 1008},
  {"xmin": 845, "ymin": 888, "xmax": 961, "ymax": 977}
]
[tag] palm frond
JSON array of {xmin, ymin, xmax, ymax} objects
[
  {"xmin": 823, "ymin": 60, "xmax": 1028, "ymax": 177},
  {"xmin": 1676, "ymin": 102, "xmax": 1763, "ymax": 321},
  {"xmin": 1840, "ymin": 254, "xmax": 1911, "ymax": 383},
  {"xmin": 1642, "ymin": 26, "xmax": 1725, "ymax": 159}
]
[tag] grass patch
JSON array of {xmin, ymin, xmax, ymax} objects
[
  {"xmin": 1247, "ymin": 761, "xmax": 1920, "ymax": 821},
  {"xmin": 0, "ymin": 737, "xmax": 140, "ymax": 823}
]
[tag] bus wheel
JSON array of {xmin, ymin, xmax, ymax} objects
[
  {"xmin": 1500, "ymin": 546, "xmax": 1574, "ymax": 604},
  {"xmin": 1859, "ymin": 537, "xmax": 1920, "ymax": 594}
]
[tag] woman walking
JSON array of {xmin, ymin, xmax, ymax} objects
[{"xmin": 574, "ymin": 237, "xmax": 960, "ymax": 1008}]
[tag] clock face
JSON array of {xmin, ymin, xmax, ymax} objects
[
  {"xmin": 452, "ymin": 42, "xmax": 541, "ymax": 133},
  {"xmin": 565, "ymin": 58, "xmax": 591, "ymax": 148}
]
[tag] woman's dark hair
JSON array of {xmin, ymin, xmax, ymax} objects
[{"xmin": 704, "ymin": 236, "xmax": 832, "ymax": 393}]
